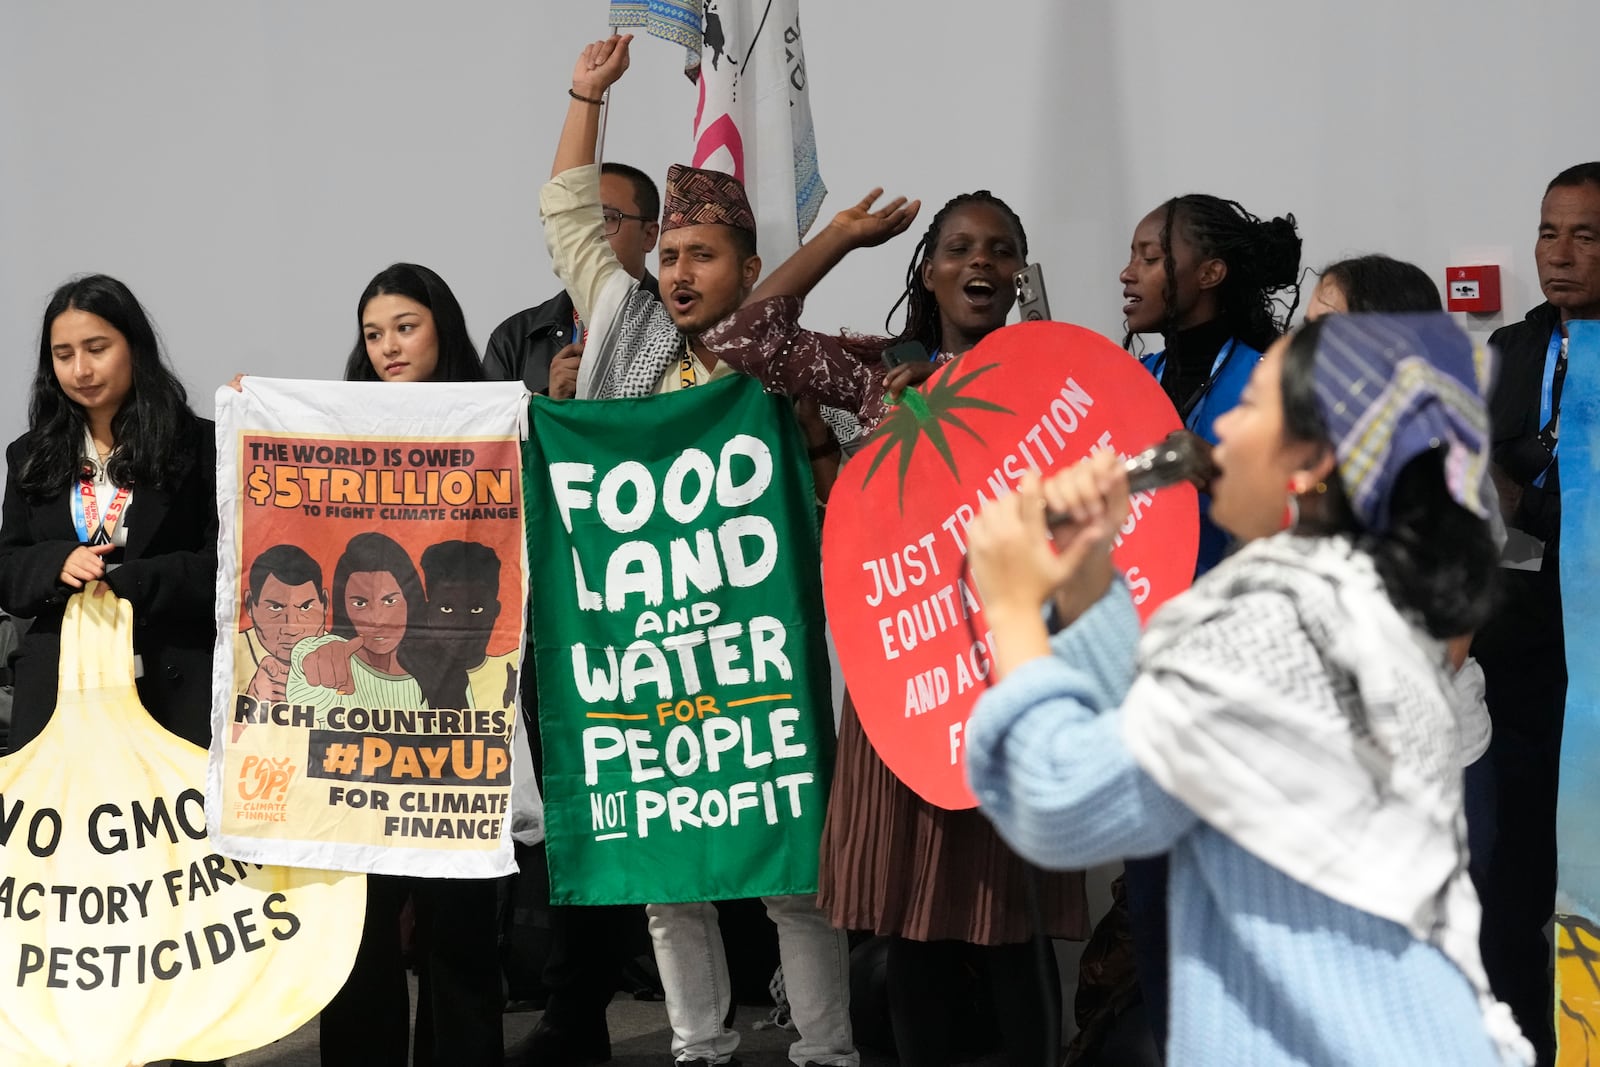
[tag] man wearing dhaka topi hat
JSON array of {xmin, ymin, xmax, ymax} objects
[
  {"xmin": 549, "ymin": 42, "xmax": 763, "ymax": 403},
  {"xmin": 538, "ymin": 32, "xmax": 911, "ymax": 1067}
]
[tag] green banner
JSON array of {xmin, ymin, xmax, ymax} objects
[{"xmin": 524, "ymin": 375, "xmax": 833, "ymax": 904}]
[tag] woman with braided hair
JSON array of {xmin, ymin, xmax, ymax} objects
[
  {"xmin": 704, "ymin": 189, "xmax": 1040, "ymax": 426},
  {"xmin": 1102, "ymin": 195, "xmax": 1302, "ymax": 1056},
  {"xmin": 703, "ymin": 190, "xmax": 1088, "ymax": 1067},
  {"xmin": 1121, "ymin": 194, "xmax": 1302, "ymax": 573},
  {"xmin": 884, "ymin": 191, "xmax": 1029, "ymax": 357}
]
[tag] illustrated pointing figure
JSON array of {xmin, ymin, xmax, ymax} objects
[{"xmin": 286, "ymin": 532, "xmax": 426, "ymax": 721}]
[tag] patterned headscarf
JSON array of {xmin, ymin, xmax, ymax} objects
[
  {"xmin": 1311, "ymin": 312, "xmax": 1492, "ymax": 534},
  {"xmin": 661, "ymin": 163, "xmax": 757, "ymax": 235}
]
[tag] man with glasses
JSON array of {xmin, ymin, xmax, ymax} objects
[
  {"xmin": 485, "ymin": 161, "xmax": 661, "ymax": 396},
  {"xmin": 492, "ymin": 159, "xmax": 662, "ymax": 1067}
]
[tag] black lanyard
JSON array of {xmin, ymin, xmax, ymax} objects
[{"xmin": 1165, "ymin": 339, "xmax": 1240, "ymax": 424}]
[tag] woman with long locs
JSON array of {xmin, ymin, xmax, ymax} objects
[
  {"xmin": 701, "ymin": 190, "xmax": 1088, "ymax": 1067},
  {"xmin": 0, "ymin": 274, "xmax": 221, "ymax": 1067}
]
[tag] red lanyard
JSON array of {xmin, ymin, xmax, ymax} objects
[
  {"xmin": 74, "ymin": 478, "xmax": 130, "ymax": 546},
  {"xmin": 573, "ymin": 307, "xmax": 588, "ymax": 345}
]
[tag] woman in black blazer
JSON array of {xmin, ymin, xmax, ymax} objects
[{"xmin": 0, "ymin": 274, "xmax": 217, "ymax": 752}]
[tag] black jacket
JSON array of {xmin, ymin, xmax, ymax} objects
[
  {"xmin": 1488, "ymin": 302, "xmax": 1564, "ymax": 543},
  {"xmin": 1476, "ymin": 304, "xmax": 1564, "ymax": 656},
  {"xmin": 0, "ymin": 416, "xmax": 218, "ymax": 750},
  {"xmin": 482, "ymin": 272, "xmax": 660, "ymax": 391}
]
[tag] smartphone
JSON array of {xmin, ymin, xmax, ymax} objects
[
  {"xmin": 1014, "ymin": 263, "xmax": 1051, "ymax": 322},
  {"xmin": 881, "ymin": 339, "xmax": 930, "ymax": 369}
]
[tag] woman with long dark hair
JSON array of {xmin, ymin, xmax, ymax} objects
[
  {"xmin": 314, "ymin": 262, "xmax": 502, "ymax": 1067},
  {"xmin": 344, "ymin": 262, "xmax": 486, "ymax": 384},
  {"xmin": 963, "ymin": 313, "xmax": 1530, "ymax": 1066},
  {"xmin": 0, "ymin": 274, "xmax": 216, "ymax": 751}
]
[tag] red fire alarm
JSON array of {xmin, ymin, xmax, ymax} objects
[{"xmin": 1445, "ymin": 265, "xmax": 1502, "ymax": 314}]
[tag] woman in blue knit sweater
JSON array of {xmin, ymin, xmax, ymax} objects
[{"xmin": 962, "ymin": 313, "xmax": 1532, "ymax": 1066}]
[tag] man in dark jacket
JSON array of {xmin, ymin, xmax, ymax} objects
[
  {"xmin": 484, "ymin": 161, "xmax": 661, "ymax": 396},
  {"xmin": 1475, "ymin": 160, "xmax": 1600, "ymax": 1066},
  {"xmin": 492, "ymin": 160, "xmax": 661, "ymax": 1067}
]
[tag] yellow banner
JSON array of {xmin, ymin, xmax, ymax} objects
[{"xmin": 0, "ymin": 587, "xmax": 365, "ymax": 1067}]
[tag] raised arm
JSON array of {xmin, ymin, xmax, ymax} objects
[
  {"xmin": 542, "ymin": 36, "xmax": 635, "ymax": 327},
  {"xmin": 698, "ymin": 299, "xmax": 895, "ymax": 427},
  {"xmin": 692, "ymin": 190, "xmax": 920, "ymax": 424},
  {"xmin": 552, "ymin": 35, "xmax": 631, "ymax": 177}
]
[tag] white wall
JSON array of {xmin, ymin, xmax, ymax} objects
[{"xmin": 2, "ymin": 0, "xmax": 1592, "ymax": 461}]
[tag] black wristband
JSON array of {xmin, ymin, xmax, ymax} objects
[{"xmin": 569, "ymin": 88, "xmax": 606, "ymax": 106}]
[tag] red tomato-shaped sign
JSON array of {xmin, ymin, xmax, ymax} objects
[{"xmin": 822, "ymin": 321, "xmax": 1198, "ymax": 809}]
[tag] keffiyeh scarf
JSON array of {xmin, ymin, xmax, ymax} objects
[
  {"xmin": 583, "ymin": 287, "xmax": 689, "ymax": 400},
  {"xmin": 583, "ymin": 284, "xmax": 863, "ymax": 443},
  {"xmin": 1120, "ymin": 534, "xmax": 1531, "ymax": 1065}
]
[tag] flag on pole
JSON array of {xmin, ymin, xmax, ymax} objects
[
  {"xmin": 607, "ymin": 0, "xmax": 703, "ymax": 73},
  {"xmin": 610, "ymin": 0, "xmax": 827, "ymax": 262},
  {"xmin": 1555, "ymin": 321, "xmax": 1600, "ymax": 1060}
]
